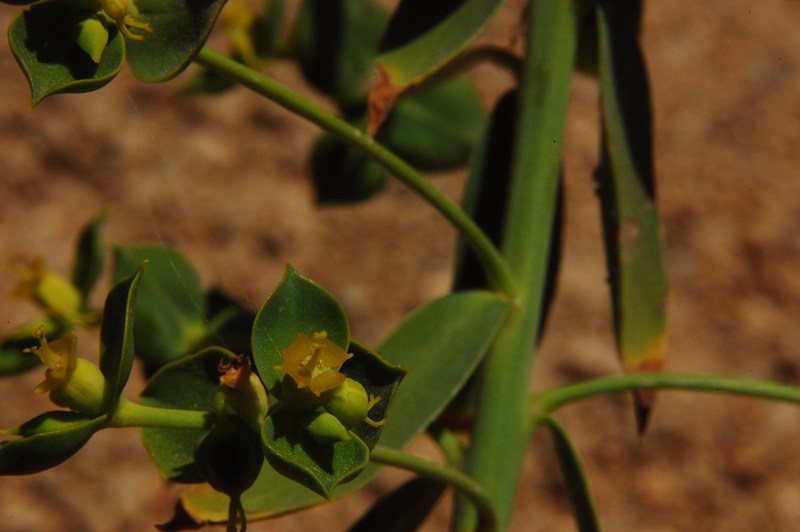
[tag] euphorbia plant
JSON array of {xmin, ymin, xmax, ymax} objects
[{"xmin": 2, "ymin": 1, "xmax": 799, "ymax": 531}]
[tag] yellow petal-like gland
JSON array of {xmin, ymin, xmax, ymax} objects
[
  {"xmin": 25, "ymin": 327, "xmax": 107, "ymax": 416},
  {"xmin": 275, "ymin": 331, "xmax": 353, "ymax": 397},
  {"xmin": 219, "ymin": 356, "xmax": 269, "ymax": 432}
]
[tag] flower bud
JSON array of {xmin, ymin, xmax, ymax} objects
[
  {"xmin": 11, "ymin": 257, "xmax": 85, "ymax": 324},
  {"xmin": 218, "ymin": 356, "xmax": 268, "ymax": 433},
  {"xmin": 302, "ymin": 411, "xmax": 351, "ymax": 445}
]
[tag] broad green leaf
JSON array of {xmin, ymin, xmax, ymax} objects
[
  {"xmin": 8, "ymin": 1, "xmax": 125, "ymax": 105},
  {"xmin": 377, "ymin": 290, "xmax": 508, "ymax": 449},
  {"xmin": 0, "ymin": 414, "xmax": 106, "ymax": 475},
  {"xmin": 293, "ymin": 0, "xmax": 389, "ymax": 112},
  {"xmin": 181, "ymin": 291, "xmax": 506, "ymax": 523},
  {"xmin": 113, "ymin": 245, "xmax": 208, "ymax": 370},
  {"xmin": 378, "ymin": 76, "xmax": 484, "ymax": 170},
  {"xmin": 261, "ymin": 410, "xmax": 369, "ymax": 498},
  {"xmin": 596, "ymin": 0, "xmax": 667, "ymax": 432},
  {"xmin": 140, "ymin": 347, "xmax": 234, "ymax": 483},
  {"xmin": 126, "ymin": 0, "xmax": 228, "ymax": 82},
  {"xmin": 70, "ymin": 211, "xmax": 107, "ymax": 306},
  {"xmin": 99, "ymin": 265, "xmax": 143, "ymax": 412},
  {"xmin": 310, "ymin": 133, "xmax": 388, "ymax": 204},
  {"xmin": 252, "ymin": 264, "xmax": 349, "ymax": 396},
  {"xmin": 368, "ymin": 0, "xmax": 505, "ymax": 128},
  {"xmin": 348, "ymin": 476, "xmax": 446, "ymax": 532}
]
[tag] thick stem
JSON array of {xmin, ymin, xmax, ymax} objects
[
  {"xmin": 532, "ymin": 372, "xmax": 800, "ymax": 418},
  {"xmin": 194, "ymin": 47, "xmax": 515, "ymax": 297},
  {"xmin": 369, "ymin": 445, "xmax": 498, "ymax": 532},
  {"xmin": 456, "ymin": 1, "xmax": 581, "ymax": 530}
]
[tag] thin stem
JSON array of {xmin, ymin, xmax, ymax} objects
[
  {"xmin": 109, "ymin": 398, "xmax": 214, "ymax": 429},
  {"xmin": 369, "ymin": 445, "xmax": 498, "ymax": 532},
  {"xmin": 532, "ymin": 372, "xmax": 800, "ymax": 416},
  {"xmin": 194, "ymin": 47, "xmax": 516, "ymax": 297}
]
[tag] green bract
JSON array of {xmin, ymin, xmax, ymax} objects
[{"xmin": 7, "ymin": 0, "xmax": 227, "ymax": 105}]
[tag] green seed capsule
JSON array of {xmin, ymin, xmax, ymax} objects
[
  {"xmin": 323, "ymin": 378, "xmax": 370, "ymax": 427},
  {"xmin": 303, "ymin": 411, "xmax": 351, "ymax": 445},
  {"xmin": 194, "ymin": 417, "xmax": 264, "ymax": 496}
]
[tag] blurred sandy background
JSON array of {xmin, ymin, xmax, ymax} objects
[{"xmin": 1, "ymin": 1, "xmax": 799, "ymax": 530}]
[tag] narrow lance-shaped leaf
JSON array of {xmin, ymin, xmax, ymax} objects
[
  {"xmin": 0, "ymin": 414, "xmax": 106, "ymax": 475},
  {"xmin": 541, "ymin": 415, "xmax": 601, "ymax": 532},
  {"xmin": 595, "ymin": 0, "xmax": 668, "ymax": 433},
  {"xmin": 99, "ymin": 264, "xmax": 144, "ymax": 412},
  {"xmin": 368, "ymin": 0, "xmax": 506, "ymax": 131},
  {"xmin": 71, "ymin": 211, "xmax": 107, "ymax": 308}
]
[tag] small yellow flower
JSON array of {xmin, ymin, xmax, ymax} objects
[
  {"xmin": 276, "ymin": 331, "xmax": 352, "ymax": 397},
  {"xmin": 10, "ymin": 257, "xmax": 85, "ymax": 324},
  {"xmin": 27, "ymin": 326, "xmax": 77, "ymax": 395},
  {"xmin": 25, "ymin": 326, "xmax": 107, "ymax": 416}
]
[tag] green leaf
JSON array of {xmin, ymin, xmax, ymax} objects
[
  {"xmin": 378, "ymin": 76, "xmax": 484, "ymax": 170},
  {"xmin": 261, "ymin": 409, "xmax": 369, "ymax": 498},
  {"xmin": 3, "ymin": 410, "xmax": 90, "ymax": 437},
  {"xmin": 0, "ymin": 414, "xmax": 106, "ymax": 475},
  {"xmin": 377, "ymin": 290, "xmax": 508, "ymax": 449},
  {"xmin": 99, "ymin": 264, "xmax": 144, "ymax": 412},
  {"xmin": 252, "ymin": 264, "xmax": 349, "ymax": 396},
  {"xmin": 70, "ymin": 211, "xmax": 107, "ymax": 308},
  {"xmin": 112, "ymin": 245, "xmax": 208, "ymax": 370},
  {"xmin": 595, "ymin": 0, "xmax": 667, "ymax": 433},
  {"xmin": 369, "ymin": 0, "xmax": 505, "ymax": 127},
  {"xmin": 293, "ymin": 0, "xmax": 389, "ymax": 112},
  {"xmin": 541, "ymin": 415, "xmax": 601, "ymax": 532},
  {"xmin": 310, "ymin": 132, "xmax": 388, "ymax": 204},
  {"xmin": 348, "ymin": 476, "xmax": 446, "ymax": 532},
  {"xmin": 140, "ymin": 347, "xmax": 234, "ymax": 483},
  {"xmin": 8, "ymin": 1, "xmax": 125, "ymax": 105},
  {"xmin": 125, "ymin": 0, "xmax": 228, "ymax": 82}
]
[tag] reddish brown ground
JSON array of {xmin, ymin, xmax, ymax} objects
[{"xmin": 1, "ymin": 1, "xmax": 800, "ymax": 530}]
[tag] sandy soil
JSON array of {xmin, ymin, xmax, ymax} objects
[{"xmin": 1, "ymin": 1, "xmax": 800, "ymax": 530}]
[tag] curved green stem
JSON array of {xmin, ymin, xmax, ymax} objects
[
  {"xmin": 193, "ymin": 47, "xmax": 516, "ymax": 297},
  {"xmin": 109, "ymin": 398, "xmax": 214, "ymax": 429},
  {"xmin": 532, "ymin": 372, "xmax": 800, "ymax": 417},
  {"xmin": 369, "ymin": 445, "xmax": 498, "ymax": 532}
]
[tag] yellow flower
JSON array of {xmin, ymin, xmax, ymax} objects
[
  {"xmin": 10, "ymin": 257, "xmax": 86, "ymax": 324},
  {"xmin": 25, "ymin": 326, "xmax": 107, "ymax": 416},
  {"xmin": 276, "ymin": 331, "xmax": 352, "ymax": 397},
  {"xmin": 28, "ymin": 326, "xmax": 77, "ymax": 395},
  {"xmin": 100, "ymin": 0, "xmax": 153, "ymax": 41}
]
